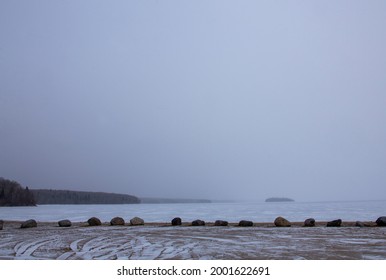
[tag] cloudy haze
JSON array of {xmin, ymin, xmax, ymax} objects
[{"xmin": 1, "ymin": 1, "xmax": 386, "ymax": 202}]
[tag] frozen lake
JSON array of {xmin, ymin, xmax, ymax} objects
[{"xmin": 1, "ymin": 200, "xmax": 385, "ymax": 223}]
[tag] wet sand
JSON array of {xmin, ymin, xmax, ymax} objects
[{"xmin": 1, "ymin": 220, "xmax": 385, "ymax": 260}]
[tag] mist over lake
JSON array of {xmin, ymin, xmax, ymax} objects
[{"xmin": 1, "ymin": 1, "xmax": 386, "ymax": 203}]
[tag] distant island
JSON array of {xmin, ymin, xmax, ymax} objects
[
  {"xmin": 140, "ymin": 197, "xmax": 211, "ymax": 204},
  {"xmin": 265, "ymin": 197, "xmax": 295, "ymax": 202}
]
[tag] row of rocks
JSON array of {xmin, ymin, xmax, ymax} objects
[
  {"xmin": 57, "ymin": 216, "xmax": 146, "ymax": 227},
  {"xmin": 275, "ymin": 217, "xmax": 355, "ymax": 227},
  {"xmin": 177, "ymin": 216, "xmax": 386, "ymax": 227},
  {"xmin": 87, "ymin": 216, "xmax": 145, "ymax": 227},
  {"xmin": 0, "ymin": 217, "xmax": 145, "ymax": 230},
  {"xmin": 2, "ymin": 216, "xmax": 385, "ymax": 230},
  {"xmin": 274, "ymin": 216, "xmax": 386, "ymax": 227}
]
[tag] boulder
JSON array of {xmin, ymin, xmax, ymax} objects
[
  {"xmin": 304, "ymin": 218, "xmax": 315, "ymax": 227},
  {"xmin": 356, "ymin": 221, "xmax": 375, "ymax": 227},
  {"xmin": 326, "ymin": 219, "xmax": 342, "ymax": 227},
  {"xmin": 376, "ymin": 216, "xmax": 386, "ymax": 227},
  {"xmin": 20, "ymin": 219, "xmax": 37, "ymax": 229},
  {"xmin": 110, "ymin": 217, "xmax": 125, "ymax": 226},
  {"xmin": 0, "ymin": 220, "xmax": 3, "ymax": 230},
  {"xmin": 238, "ymin": 220, "xmax": 253, "ymax": 227},
  {"xmin": 171, "ymin": 217, "xmax": 182, "ymax": 226},
  {"xmin": 191, "ymin": 219, "xmax": 205, "ymax": 226},
  {"xmin": 274, "ymin": 216, "xmax": 291, "ymax": 227},
  {"xmin": 355, "ymin": 221, "xmax": 365, "ymax": 227},
  {"xmin": 130, "ymin": 217, "xmax": 144, "ymax": 226},
  {"xmin": 87, "ymin": 217, "xmax": 102, "ymax": 226},
  {"xmin": 214, "ymin": 220, "xmax": 228, "ymax": 226},
  {"xmin": 58, "ymin": 219, "xmax": 72, "ymax": 227}
]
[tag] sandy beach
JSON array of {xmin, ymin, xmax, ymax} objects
[{"xmin": 1, "ymin": 220, "xmax": 385, "ymax": 260}]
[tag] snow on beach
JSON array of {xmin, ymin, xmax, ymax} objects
[{"xmin": 1, "ymin": 221, "xmax": 386, "ymax": 260}]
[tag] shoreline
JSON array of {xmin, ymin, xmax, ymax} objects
[
  {"xmin": 1, "ymin": 220, "xmax": 385, "ymax": 260},
  {"xmin": 0, "ymin": 220, "xmax": 379, "ymax": 228}
]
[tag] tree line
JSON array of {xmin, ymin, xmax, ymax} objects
[
  {"xmin": 1, "ymin": 177, "xmax": 140, "ymax": 206},
  {"xmin": 0, "ymin": 177, "xmax": 36, "ymax": 206},
  {"xmin": 31, "ymin": 189, "xmax": 140, "ymax": 204}
]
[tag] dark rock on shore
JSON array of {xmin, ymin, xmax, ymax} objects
[
  {"xmin": 238, "ymin": 220, "xmax": 253, "ymax": 227},
  {"xmin": 110, "ymin": 217, "xmax": 125, "ymax": 226},
  {"xmin": 327, "ymin": 219, "xmax": 342, "ymax": 227},
  {"xmin": 304, "ymin": 218, "xmax": 315, "ymax": 227},
  {"xmin": 171, "ymin": 217, "xmax": 182, "ymax": 226},
  {"xmin": 355, "ymin": 221, "xmax": 365, "ymax": 227},
  {"xmin": 58, "ymin": 219, "xmax": 72, "ymax": 227},
  {"xmin": 376, "ymin": 216, "xmax": 386, "ymax": 226},
  {"xmin": 21, "ymin": 219, "xmax": 37, "ymax": 229},
  {"xmin": 214, "ymin": 220, "xmax": 228, "ymax": 226},
  {"xmin": 274, "ymin": 216, "xmax": 291, "ymax": 227},
  {"xmin": 0, "ymin": 220, "xmax": 3, "ymax": 230},
  {"xmin": 191, "ymin": 219, "xmax": 205, "ymax": 226},
  {"xmin": 130, "ymin": 217, "xmax": 144, "ymax": 226},
  {"xmin": 87, "ymin": 217, "xmax": 102, "ymax": 226}
]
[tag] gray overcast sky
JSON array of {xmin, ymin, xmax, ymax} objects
[{"xmin": 1, "ymin": 1, "xmax": 386, "ymax": 202}]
